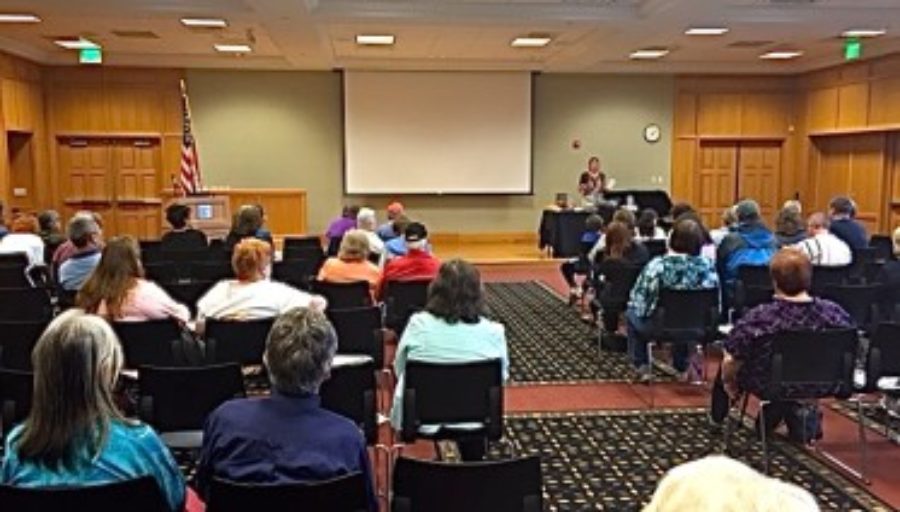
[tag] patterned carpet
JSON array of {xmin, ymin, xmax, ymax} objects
[
  {"xmin": 489, "ymin": 409, "xmax": 890, "ymax": 512},
  {"xmin": 829, "ymin": 400, "xmax": 900, "ymax": 443},
  {"xmin": 484, "ymin": 282, "xmax": 674, "ymax": 384}
]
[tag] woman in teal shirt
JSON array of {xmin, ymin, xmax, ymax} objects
[{"xmin": 1, "ymin": 310, "xmax": 185, "ymax": 511}]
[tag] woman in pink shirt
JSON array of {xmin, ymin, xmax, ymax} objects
[
  {"xmin": 77, "ymin": 236, "xmax": 190, "ymax": 323},
  {"xmin": 317, "ymin": 229, "xmax": 382, "ymax": 297}
]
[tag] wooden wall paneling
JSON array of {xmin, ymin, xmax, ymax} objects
[
  {"xmin": 740, "ymin": 93, "xmax": 790, "ymax": 136},
  {"xmin": 737, "ymin": 142, "xmax": 782, "ymax": 222},
  {"xmin": 812, "ymin": 136, "xmax": 851, "ymax": 212},
  {"xmin": 7, "ymin": 133, "xmax": 35, "ymax": 211},
  {"xmin": 697, "ymin": 93, "xmax": 742, "ymax": 135},
  {"xmin": 674, "ymin": 92, "xmax": 697, "ymax": 136},
  {"xmin": 837, "ymin": 83, "xmax": 870, "ymax": 129},
  {"xmin": 113, "ymin": 139, "xmax": 161, "ymax": 201},
  {"xmin": 806, "ymin": 88, "xmax": 839, "ymax": 132},
  {"xmin": 848, "ymin": 133, "xmax": 887, "ymax": 232},
  {"xmin": 868, "ymin": 76, "xmax": 900, "ymax": 127},
  {"xmin": 696, "ymin": 142, "xmax": 737, "ymax": 228},
  {"xmin": 224, "ymin": 189, "xmax": 308, "ymax": 236},
  {"xmin": 57, "ymin": 138, "xmax": 113, "ymax": 203},
  {"xmin": 105, "ymin": 85, "xmax": 164, "ymax": 133},
  {"xmin": 670, "ymin": 139, "xmax": 696, "ymax": 202}
]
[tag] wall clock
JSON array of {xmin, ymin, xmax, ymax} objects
[{"xmin": 643, "ymin": 123, "xmax": 661, "ymax": 143}]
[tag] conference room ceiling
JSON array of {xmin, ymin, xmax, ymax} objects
[{"xmin": 0, "ymin": 0, "xmax": 898, "ymax": 73}]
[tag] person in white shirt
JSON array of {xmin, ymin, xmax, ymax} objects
[
  {"xmin": 197, "ymin": 238, "xmax": 326, "ymax": 329},
  {"xmin": 793, "ymin": 212, "xmax": 851, "ymax": 267},
  {"xmin": 0, "ymin": 214, "xmax": 45, "ymax": 268},
  {"xmin": 356, "ymin": 207, "xmax": 386, "ymax": 267}
]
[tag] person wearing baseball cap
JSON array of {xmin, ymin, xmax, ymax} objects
[
  {"xmin": 717, "ymin": 199, "xmax": 777, "ymax": 311},
  {"xmin": 380, "ymin": 222, "xmax": 440, "ymax": 299},
  {"xmin": 377, "ymin": 202, "xmax": 405, "ymax": 241}
]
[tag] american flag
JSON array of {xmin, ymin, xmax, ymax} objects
[{"xmin": 179, "ymin": 79, "xmax": 202, "ymax": 195}]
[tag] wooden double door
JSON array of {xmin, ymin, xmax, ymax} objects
[
  {"xmin": 696, "ymin": 141, "xmax": 782, "ymax": 229},
  {"xmin": 57, "ymin": 137, "xmax": 162, "ymax": 239}
]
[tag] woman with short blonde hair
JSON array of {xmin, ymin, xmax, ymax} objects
[
  {"xmin": 317, "ymin": 229, "xmax": 382, "ymax": 296},
  {"xmin": 0, "ymin": 213, "xmax": 45, "ymax": 267},
  {"xmin": 0, "ymin": 309, "xmax": 185, "ymax": 511}
]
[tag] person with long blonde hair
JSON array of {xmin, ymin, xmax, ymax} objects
[
  {"xmin": 77, "ymin": 236, "xmax": 189, "ymax": 323},
  {"xmin": 0, "ymin": 310, "xmax": 185, "ymax": 511}
]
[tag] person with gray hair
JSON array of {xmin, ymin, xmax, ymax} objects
[
  {"xmin": 717, "ymin": 199, "xmax": 777, "ymax": 311},
  {"xmin": 356, "ymin": 207, "xmax": 386, "ymax": 266},
  {"xmin": 57, "ymin": 214, "xmax": 102, "ymax": 290},
  {"xmin": 196, "ymin": 307, "xmax": 376, "ymax": 509},
  {"xmin": 794, "ymin": 212, "xmax": 851, "ymax": 267}
]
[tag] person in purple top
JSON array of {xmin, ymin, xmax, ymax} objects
[
  {"xmin": 710, "ymin": 247, "xmax": 853, "ymax": 441},
  {"xmin": 326, "ymin": 205, "xmax": 360, "ymax": 240}
]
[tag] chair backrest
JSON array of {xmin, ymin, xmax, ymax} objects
[
  {"xmin": 866, "ymin": 322, "xmax": 900, "ymax": 388},
  {"xmin": 284, "ymin": 236, "xmax": 324, "ymax": 251},
  {"xmin": 205, "ymin": 318, "xmax": 275, "ymax": 365},
  {"xmin": 313, "ymin": 280, "xmax": 372, "ymax": 309},
  {"xmin": 282, "ymin": 246, "xmax": 326, "ymax": 267},
  {"xmin": 869, "ymin": 234, "xmax": 893, "ymax": 262},
  {"xmin": 655, "ymin": 288, "xmax": 719, "ymax": 342},
  {"xmin": 0, "ymin": 288, "xmax": 53, "ymax": 322},
  {"xmin": 161, "ymin": 249, "xmax": 210, "ymax": 265},
  {"xmin": 736, "ymin": 265, "xmax": 771, "ymax": 288},
  {"xmin": 112, "ymin": 319, "xmax": 182, "ymax": 368},
  {"xmin": 207, "ymin": 473, "xmax": 369, "ymax": 512},
  {"xmin": 811, "ymin": 265, "xmax": 850, "ymax": 294},
  {"xmin": 143, "ymin": 262, "xmax": 177, "ymax": 284},
  {"xmin": 326, "ymin": 306, "xmax": 384, "ymax": 367},
  {"xmin": 849, "ymin": 247, "xmax": 878, "ymax": 281},
  {"xmin": 190, "ymin": 260, "xmax": 234, "ymax": 282},
  {"xmin": 597, "ymin": 262, "xmax": 642, "ymax": 304},
  {"xmin": 766, "ymin": 328, "xmax": 857, "ymax": 400},
  {"xmin": 160, "ymin": 280, "xmax": 215, "ymax": 318},
  {"xmin": 0, "ymin": 265, "xmax": 30, "ymax": 287},
  {"xmin": 273, "ymin": 259, "xmax": 320, "ymax": 291},
  {"xmin": 391, "ymin": 456, "xmax": 542, "ymax": 512},
  {"xmin": 0, "ymin": 367, "xmax": 33, "ymax": 440},
  {"xmin": 735, "ymin": 284, "xmax": 773, "ymax": 318},
  {"xmin": 139, "ymin": 363, "xmax": 245, "ymax": 432},
  {"xmin": 384, "ymin": 280, "xmax": 431, "ymax": 332},
  {"xmin": 821, "ymin": 284, "xmax": 881, "ymax": 330},
  {"xmin": 0, "ymin": 321, "xmax": 48, "ymax": 371},
  {"xmin": 402, "ymin": 360, "xmax": 503, "ymax": 443},
  {"xmin": 326, "ymin": 237, "xmax": 342, "ymax": 257},
  {"xmin": 0, "ymin": 252, "xmax": 29, "ymax": 268},
  {"xmin": 644, "ymin": 239, "xmax": 667, "ymax": 259},
  {"xmin": 0, "ymin": 476, "xmax": 169, "ymax": 512},
  {"xmin": 320, "ymin": 358, "xmax": 377, "ymax": 445}
]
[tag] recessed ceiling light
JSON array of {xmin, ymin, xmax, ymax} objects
[
  {"xmin": 841, "ymin": 29, "xmax": 886, "ymax": 38},
  {"xmin": 511, "ymin": 36, "xmax": 552, "ymax": 48},
  {"xmin": 629, "ymin": 48, "xmax": 670, "ymax": 60},
  {"xmin": 685, "ymin": 27, "xmax": 729, "ymax": 36},
  {"xmin": 181, "ymin": 17, "xmax": 227, "ymax": 28},
  {"xmin": 759, "ymin": 50, "xmax": 803, "ymax": 60},
  {"xmin": 214, "ymin": 43, "xmax": 252, "ymax": 53},
  {"xmin": 55, "ymin": 38, "xmax": 100, "ymax": 50},
  {"xmin": 0, "ymin": 13, "xmax": 41, "ymax": 23},
  {"xmin": 355, "ymin": 34, "xmax": 395, "ymax": 46}
]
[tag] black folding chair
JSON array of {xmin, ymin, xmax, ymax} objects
[
  {"xmin": 313, "ymin": 280, "xmax": 372, "ymax": 309},
  {"xmin": 869, "ymin": 235, "xmax": 893, "ymax": 263},
  {"xmin": 0, "ymin": 265, "xmax": 30, "ymax": 288},
  {"xmin": 273, "ymin": 259, "xmax": 321, "ymax": 291},
  {"xmin": 383, "ymin": 280, "xmax": 431, "ymax": 334},
  {"xmin": 645, "ymin": 288, "xmax": 719, "ymax": 406},
  {"xmin": 728, "ymin": 329, "xmax": 864, "ymax": 480},
  {"xmin": 399, "ymin": 360, "xmax": 504, "ymax": 451},
  {"xmin": 391, "ymin": 456, "xmax": 542, "ymax": 512},
  {"xmin": 282, "ymin": 246, "xmax": 325, "ymax": 268},
  {"xmin": 143, "ymin": 262, "xmax": 178, "ymax": 284},
  {"xmin": 822, "ymin": 283, "xmax": 882, "ymax": 334},
  {"xmin": 138, "ymin": 363, "xmax": 245, "ymax": 450},
  {"xmin": 327, "ymin": 237, "xmax": 342, "ymax": 257},
  {"xmin": 593, "ymin": 262, "xmax": 641, "ymax": 352},
  {"xmin": 139, "ymin": 240, "xmax": 164, "ymax": 265},
  {"xmin": 321, "ymin": 359, "xmax": 378, "ymax": 445},
  {"xmin": 0, "ymin": 288, "xmax": 53, "ymax": 322},
  {"xmin": 864, "ymin": 323, "xmax": 900, "ymax": 438},
  {"xmin": 112, "ymin": 319, "xmax": 183, "ymax": 368},
  {"xmin": 284, "ymin": 235, "xmax": 324, "ymax": 252},
  {"xmin": 644, "ymin": 239, "xmax": 667, "ymax": 259},
  {"xmin": 205, "ymin": 318, "xmax": 275, "ymax": 366},
  {"xmin": 207, "ymin": 473, "xmax": 370, "ymax": 512},
  {"xmin": 161, "ymin": 281, "xmax": 215, "ymax": 318},
  {"xmin": 849, "ymin": 247, "xmax": 878, "ymax": 283},
  {"xmin": 811, "ymin": 265, "xmax": 850, "ymax": 295},
  {"xmin": 326, "ymin": 306, "xmax": 385, "ymax": 368},
  {"xmin": 0, "ymin": 367, "xmax": 33, "ymax": 441},
  {"xmin": 0, "ymin": 321, "xmax": 47, "ymax": 371},
  {"xmin": 0, "ymin": 476, "xmax": 169, "ymax": 512},
  {"xmin": 191, "ymin": 261, "xmax": 234, "ymax": 282},
  {"xmin": 0, "ymin": 253, "xmax": 29, "ymax": 268}
]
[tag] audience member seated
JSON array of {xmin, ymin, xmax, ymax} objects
[
  {"xmin": 391, "ymin": 259, "xmax": 509, "ymax": 458},
  {"xmin": 196, "ymin": 307, "xmax": 376, "ymax": 508},
  {"xmin": 78, "ymin": 236, "xmax": 190, "ymax": 323},
  {"xmin": 53, "ymin": 211, "xmax": 103, "ymax": 268},
  {"xmin": 775, "ymin": 200, "xmax": 806, "ymax": 248},
  {"xmin": 643, "ymin": 456, "xmax": 818, "ymax": 512},
  {"xmin": 672, "ymin": 209, "xmax": 717, "ymax": 261},
  {"xmin": 356, "ymin": 207, "xmax": 386, "ymax": 266},
  {"xmin": 635, "ymin": 209, "xmax": 666, "ymax": 242},
  {"xmin": 37, "ymin": 210, "xmax": 65, "ymax": 263},
  {"xmin": 828, "ymin": 196, "xmax": 868, "ymax": 250},
  {"xmin": 385, "ymin": 214, "xmax": 427, "ymax": 258},
  {"xmin": 717, "ymin": 200, "xmax": 776, "ymax": 308},
  {"xmin": 58, "ymin": 215, "xmax": 102, "ymax": 291},
  {"xmin": 325, "ymin": 205, "xmax": 359, "ymax": 245},
  {"xmin": 161, "ymin": 203, "xmax": 207, "ymax": 252},
  {"xmin": 709, "ymin": 207, "xmax": 736, "ymax": 247},
  {"xmin": 793, "ymin": 212, "xmax": 851, "ymax": 267},
  {"xmin": 600, "ymin": 221, "xmax": 650, "ymax": 267},
  {"xmin": 626, "ymin": 219, "xmax": 719, "ymax": 380},
  {"xmin": 710, "ymin": 248, "xmax": 852, "ymax": 442},
  {"xmin": 380, "ymin": 222, "xmax": 441, "ymax": 297},
  {"xmin": 377, "ymin": 201, "xmax": 405, "ymax": 241},
  {"xmin": 317, "ymin": 229, "xmax": 382, "ymax": 296},
  {"xmin": 197, "ymin": 238, "xmax": 326, "ymax": 325},
  {"xmin": 588, "ymin": 208, "xmax": 637, "ymax": 262},
  {"xmin": 0, "ymin": 214, "xmax": 44, "ymax": 268},
  {"xmin": 559, "ymin": 213, "xmax": 604, "ymax": 303},
  {"xmin": 253, "ymin": 203, "xmax": 273, "ymax": 241},
  {"xmin": 225, "ymin": 204, "xmax": 273, "ymax": 251},
  {"xmin": 0, "ymin": 309, "xmax": 185, "ymax": 511}
]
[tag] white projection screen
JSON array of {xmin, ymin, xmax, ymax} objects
[{"xmin": 343, "ymin": 71, "xmax": 533, "ymax": 194}]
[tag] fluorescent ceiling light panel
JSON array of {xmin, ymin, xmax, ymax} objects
[
  {"xmin": 0, "ymin": 13, "xmax": 40, "ymax": 23},
  {"xmin": 759, "ymin": 50, "xmax": 803, "ymax": 60},
  {"xmin": 841, "ymin": 29, "xmax": 886, "ymax": 38},
  {"xmin": 685, "ymin": 27, "xmax": 729, "ymax": 36},
  {"xmin": 511, "ymin": 36, "xmax": 551, "ymax": 48},
  {"xmin": 181, "ymin": 17, "xmax": 227, "ymax": 28},
  {"xmin": 356, "ymin": 34, "xmax": 395, "ymax": 46},
  {"xmin": 214, "ymin": 43, "xmax": 252, "ymax": 53},
  {"xmin": 55, "ymin": 38, "xmax": 100, "ymax": 50},
  {"xmin": 629, "ymin": 48, "xmax": 669, "ymax": 59}
]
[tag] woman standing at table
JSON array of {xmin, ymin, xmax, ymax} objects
[{"xmin": 578, "ymin": 156, "xmax": 608, "ymax": 207}]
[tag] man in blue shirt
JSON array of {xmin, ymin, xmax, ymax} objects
[
  {"xmin": 58, "ymin": 215, "xmax": 101, "ymax": 290},
  {"xmin": 196, "ymin": 308, "xmax": 376, "ymax": 509},
  {"xmin": 828, "ymin": 196, "xmax": 868, "ymax": 250}
]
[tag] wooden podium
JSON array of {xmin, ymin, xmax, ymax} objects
[{"xmin": 160, "ymin": 193, "xmax": 231, "ymax": 240}]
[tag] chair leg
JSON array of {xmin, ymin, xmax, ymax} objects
[
  {"xmin": 759, "ymin": 400, "xmax": 770, "ymax": 475},
  {"xmin": 856, "ymin": 398, "xmax": 869, "ymax": 481},
  {"xmin": 647, "ymin": 341, "xmax": 655, "ymax": 409}
]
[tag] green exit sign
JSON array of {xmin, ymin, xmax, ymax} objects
[
  {"xmin": 79, "ymin": 47, "xmax": 102, "ymax": 64},
  {"xmin": 844, "ymin": 38, "xmax": 862, "ymax": 61}
]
